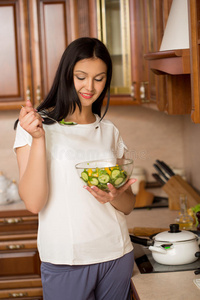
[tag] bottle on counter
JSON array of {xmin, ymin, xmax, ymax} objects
[{"xmin": 175, "ymin": 194, "xmax": 194, "ymax": 230}]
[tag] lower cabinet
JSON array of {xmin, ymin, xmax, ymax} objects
[
  {"xmin": 0, "ymin": 278, "xmax": 43, "ymax": 299},
  {"xmin": 0, "ymin": 209, "xmax": 42, "ymax": 299}
]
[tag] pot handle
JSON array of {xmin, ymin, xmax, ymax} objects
[
  {"xmin": 129, "ymin": 235, "xmax": 154, "ymax": 246},
  {"xmin": 149, "ymin": 246, "xmax": 168, "ymax": 254}
]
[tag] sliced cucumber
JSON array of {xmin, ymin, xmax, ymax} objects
[
  {"xmin": 81, "ymin": 171, "xmax": 88, "ymax": 182},
  {"xmin": 111, "ymin": 169, "xmax": 120, "ymax": 179},
  {"xmin": 98, "ymin": 174, "xmax": 110, "ymax": 184},
  {"xmin": 98, "ymin": 183, "xmax": 108, "ymax": 191},
  {"xmin": 80, "ymin": 164, "xmax": 128, "ymax": 190},
  {"xmin": 89, "ymin": 177, "xmax": 99, "ymax": 186},
  {"xmin": 114, "ymin": 177, "xmax": 124, "ymax": 186}
]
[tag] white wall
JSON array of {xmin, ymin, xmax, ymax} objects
[
  {"xmin": 0, "ymin": 110, "xmax": 19, "ymax": 182},
  {"xmin": 106, "ymin": 105, "xmax": 185, "ymax": 181}
]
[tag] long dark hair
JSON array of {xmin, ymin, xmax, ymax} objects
[{"xmin": 38, "ymin": 37, "xmax": 112, "ymax": 124}]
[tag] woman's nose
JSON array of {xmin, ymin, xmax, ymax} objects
[{"xmin": 86, "ymin": 78, "xmax": 94, "ymax": 91}]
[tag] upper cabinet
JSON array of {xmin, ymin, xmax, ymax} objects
[
  {"xmin": 1, "ymin": 0, "xmax": 200, "ymax": 123},
  {"xmin": 136, "ymin": 0, "xmax": 172, "ymax": 109},
  {"xmin": 0, "ymin": 0, "xmax": 96, "ymax": 110},
  {"xmin": 0, "ymin": 0, "xmax": 28, "ymax": 109},
  {"xmin": 96, "ymin": 0, "xmax": 135, "ymax": 104},
  {"xmin": 145, "ymin": 0, "xmax": 200, "ymax": 123},
  {"xmin": 188, "ymin": 0, "xmax": 200, "ymax": 123},
  {"xmin": 96, "ymin": 0, "xmax": 172, "ymax": 106}
]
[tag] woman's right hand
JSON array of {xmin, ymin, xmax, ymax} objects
[{"xmin": 19, "ymin": 100, "xmax": 45, "ymax": 139}]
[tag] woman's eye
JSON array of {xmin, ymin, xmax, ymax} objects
[
  {"xmin": 95, "ymin": 77, "xmax": 104, "ymax": 82},
  {"xmin": 76, "ymin": 76, "xmax": 85, "ymax": 81}
]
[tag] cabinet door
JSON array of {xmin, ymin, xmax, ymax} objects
[
  {"xmin": 188, "ymin": 0, "xmax": 200, "ymax": 123},
  {"xmin": 29, "ymin": 0, "xmax": 97, "ymax": 107},
  {"xmin": 96, "ymin": 0, "xmax": 136, "ymax": 104},
  {"xmin": 28, "ymin": 0, "xmax": 71, "ymax": 106},
  {"xmin": 1, "ymin": 0, "xmax": 96, "ymax": 109},
  {"xmin": 0, "ymin": 0, "xmax": 31, "ymax": 110},
  {"xmin": 143, "ymin": 0, "xmax": 172, "ymax": 109}
]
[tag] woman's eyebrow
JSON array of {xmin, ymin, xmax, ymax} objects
[{"xmin": 74, "ymin": 70, "xmax": 106, "ymax": 76}]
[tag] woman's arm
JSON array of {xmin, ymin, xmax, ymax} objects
[
  {"xmin": 16, "ymin": 101, "xmax": 49, "ymax": 214},
  {"xmin": 16, "ymin": 137, "xmax": 49, "ymax": 214}
]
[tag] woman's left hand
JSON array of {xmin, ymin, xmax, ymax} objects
[{"xmin": 83, "ymin": 178, "xmax": 136, "ymax": 204}]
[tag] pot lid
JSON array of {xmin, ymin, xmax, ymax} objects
[{"xmin": 153, "ymin": 224, "xmax": 197, "ymax": 242}]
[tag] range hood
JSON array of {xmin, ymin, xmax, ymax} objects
[
  {"xmin": 144, "ymin": 0, "xmax": 190, "ymax": 75},
  {"xmin": 160, "ymin": 0, "xmax": 189, "ymax": 51}
]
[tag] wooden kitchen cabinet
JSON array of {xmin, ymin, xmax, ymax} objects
[
  {"xmin": 142, "ymin": 0, "xmax": 173, "ymax": 110},
  {"xmin": 130, "ymin": 0, "xmax": 173, "ymax": 108},
  {"xmin": 188, "ymin": 0, "xmax": 200, "ymax": 123},
  {"xmin": 0, "ymin": 0, "xmax": 96, "ymax": 110},
  {"xmin": 144, "ymin": 0, "xmax": 200, "ymax": 122},
  {"xmin": 96, "ymin": 0, "xmax": 172, "ymax": 107},
  {"xmin": 0, "ymin": 278, "xmax": 43, "ymax": 300},
  {"xmin": 0, "ymin": 209, "xmax": 42, "ymax": 299},
  {"xmin": 96, "ymin": 0, "xmax": 134, "ymax": 104},
  {"xmin": 0, "ymin": 212, "xmax": 38, "ymax": 234}
]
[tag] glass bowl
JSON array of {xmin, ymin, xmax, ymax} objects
[{"xmin": 75, "ymin": 158, "xmax": 133, "ymax": 191}]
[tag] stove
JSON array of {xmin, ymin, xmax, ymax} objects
[{"xmin": 133, "ymin": 243, "xmax": 200, "ymax": 274}]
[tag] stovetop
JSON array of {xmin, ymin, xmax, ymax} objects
[{"xmin": 133, "ymin": 243, "xmax": 200, "ymax": 274}]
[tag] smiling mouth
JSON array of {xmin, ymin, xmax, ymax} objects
[{"xmin": 80, "ymin": 92, "xmax": 94, "ymax": 99}]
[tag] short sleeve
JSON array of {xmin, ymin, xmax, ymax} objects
[
  {"xmin": 116, "ymin": 135, "xmax": 128, "ymax": 158},
  {"xmin": 13, "ymin": 122, "xmax": 32, "ymax": 152}
]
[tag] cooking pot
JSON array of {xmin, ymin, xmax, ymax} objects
[{"xmin": 130, "ymin": 224, "xmax": 200, "ymax": 265}]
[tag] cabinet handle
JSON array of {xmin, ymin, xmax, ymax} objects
[
  {"xmin": 36, "ymin": 85, "xmax": 41, "ymax": 103},
  {"xmin": 140, "ymin": 82, "xmax": 149, "ymax": 103},
  {"xmin": 9, "ymin": 292, "xmax": 28, "ymax": 298},
  {"xmin": 131, "ymin": 82, "xmax": 137, "ymax": 100},
  {"xmin": 7, "ymin": 244, "xmax": 25, "ymax": 250},
  {"xmin": 4, "ymin": 218, "xmax": 23, "ymax": 224},
  {"xmin": 26, "ymin": 87, "xmax": 31, "ymax": 101}
]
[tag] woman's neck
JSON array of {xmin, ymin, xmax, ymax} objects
[{"xmin": 64, "ymin": 107, "xmax": 96, "ymax": 124}]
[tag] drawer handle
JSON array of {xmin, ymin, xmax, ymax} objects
[
  {"xmin": 7, "ymin": 244, "xmax": 25, "ymax": 250},
  {"xmin": 4, "ymin": 218, "xmax": 23, "ymax": 224},
  {"xmin": 9, "ymin": 292, "xmax": 28, "ymax": 297}
]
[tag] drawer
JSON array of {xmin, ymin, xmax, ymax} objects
[
  {"xmin": 0, "ymin": 233, "xmax": 37, "ymax": 242},
  {"xmin": 0, "ymin": 239, "xmax": 37, "ymax": 251},
  {"xmin": 0, "ymin": 278, "xmax": 42, "ymax": 289},
  {"xmin": 0, "ymin": 250, "xmax": 41, "ymax": 278},
  {"xmin": 0, "ymin": 272, "xmax": 42, "ymax": 299},
  {"xmin": 0, "ymin": 287, "xmax": 43, "ymax": 299},
  {"xmin": 0, "ymin": 216, "xmax": 38, "ymax": 234}
]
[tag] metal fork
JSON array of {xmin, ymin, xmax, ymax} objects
[{"xmin": 38, "ymin": 110, "xmax": 77, "ymax": 125}]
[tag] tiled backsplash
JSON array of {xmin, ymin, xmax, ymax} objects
[{"xmin": 0, "ymin": 106, "xmax": 200, "ymax": 191}]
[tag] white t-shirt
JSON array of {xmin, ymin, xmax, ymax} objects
[{"xmin": 13, "ymin": 114, "xmax": 133, "ymax": 265}]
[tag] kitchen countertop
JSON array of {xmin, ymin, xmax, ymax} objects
[
  {"xmin": 131, "ymin": 265, "xmax": 200, "ymax": 300},
  {"xmin": 127, "ymin": 208, "xmax": 200, "ymax": 300}
]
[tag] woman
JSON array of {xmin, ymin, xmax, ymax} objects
[{"xmin": 14, "ymin": 37, "xmax": 136, "ymax": 300}]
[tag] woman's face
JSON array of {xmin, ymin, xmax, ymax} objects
[{"xmin": 73, "ymin": 58, "xmax": 107, "ymax": 108}]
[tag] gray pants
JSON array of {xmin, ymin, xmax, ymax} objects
[{"xmin": 41, "ymin": 250, "xmax": 134, "ymax": 300}]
